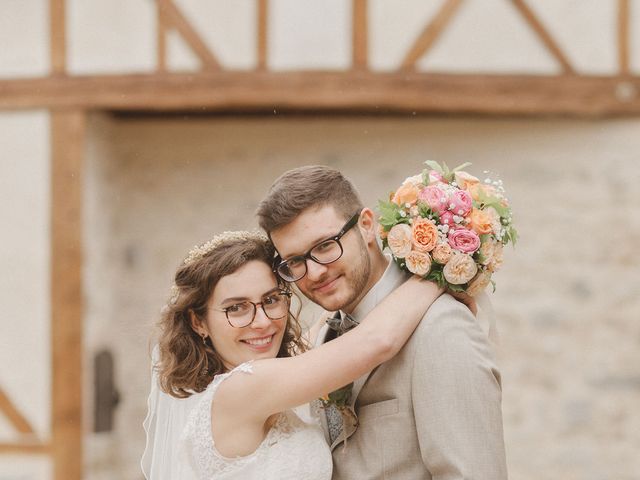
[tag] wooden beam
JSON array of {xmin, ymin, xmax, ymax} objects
[
  {"xmin": 257, "ymin": 0, "xmax": 268, "ymax": 70},
  {"xmin": 352, "ymin": 0, "xmax": 368, "ymax": 69},
  {"xmin": 50, "ymin": 0, "xmax": 66, "ymax": 74},
  {"xmin": 157, "ymin": 2, "xmax": 167, "ymax": 72},
  {"xmin": 51, "ymin": 110, "xmax": 85, "ymax": 480},
  {"xmin": 0, "ymin": 387, "xmax": 35, "ymax": 434},
  {"xmin": 157, "ymin": 0, "xmax": 220, "ymax": 70},
  {"xmin": 0, "ymin": 72, "xmax": 639, "ymax": 116},
  {"xmin": 0, "ymin": 441, "xmax": 51, "ymax": 455},
  {"xmin": 511, "ymin": 0, "xmax": 575, "ymax": 74},
  {"xmin": 618, "ymin": 0, "xmax": 630, "ymax": 75},
  {"xmin": 400, "ymin": 0, "xmax": 463, "ymax": 70}
]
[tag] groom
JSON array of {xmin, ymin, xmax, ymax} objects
[{"xmin": 257, "ymin": 165, "xmax": 507, "ymax": 479}]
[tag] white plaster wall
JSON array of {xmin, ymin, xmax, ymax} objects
[
  {"xmin": 0, "ymin": 0, "xmax": 48, "ymax": 78},
  {"xmin": 0, "ymin": 0, "xmax": 635, "ymax": 76},
  {"xmin": 0, "ymin": 111, "xmax": 52, "ymax": 478}
]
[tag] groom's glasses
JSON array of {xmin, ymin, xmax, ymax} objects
[{"xmin": 274, "ymin": 210, "xmax": 362, "ymax": 283}]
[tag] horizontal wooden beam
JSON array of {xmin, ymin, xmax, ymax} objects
[
  {"xmin": 0, "ymin": 440, "xmax": 51, "ymax": 455},
  {"xmin": 0, "ymin": 72, "xmax": 639, "ymax": 116}
]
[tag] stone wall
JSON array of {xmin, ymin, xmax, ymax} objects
[{"xmin": 82, "ymin": 113, "xmax": 640, "ymax": 479}]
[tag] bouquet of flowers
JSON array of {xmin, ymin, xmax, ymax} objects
[{"xmin": 378, "ymin": 161, "xmax": 517, "ymax": 296}]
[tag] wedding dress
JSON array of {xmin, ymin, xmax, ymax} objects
[{"xmin": 142, "ymin": 354, "xmax": 332, "ymax": 480}]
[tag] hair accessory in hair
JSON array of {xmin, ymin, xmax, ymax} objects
[{"xmin": 182, "ymin": 230, "xmax": 268, "ymax": 266}]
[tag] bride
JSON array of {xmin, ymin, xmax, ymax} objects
[{"xmin": 141, "ymin": 230, "xmax": 443, "ymax": 479}]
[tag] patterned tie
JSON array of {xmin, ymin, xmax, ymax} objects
[{"xmin": 324, "ymin": 312, "xmax": 359, "ymax": 444}]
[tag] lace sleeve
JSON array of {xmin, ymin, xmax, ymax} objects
[{"xmin": 179, "ymin": 362, "xmax": 256, "ymax": 478}]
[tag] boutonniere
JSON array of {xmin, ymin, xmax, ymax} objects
[
  {"xmin": 319, "ymin": 383, "xmax": 359, "ymax": 443},
  {"xmin": 320, "ymin": 382, "xmax": 353, "ymax": 409}
]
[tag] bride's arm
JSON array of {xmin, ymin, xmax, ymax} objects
[{"xmin": 216, "ymin": 277, "xmax": 442, "ymax": 421}]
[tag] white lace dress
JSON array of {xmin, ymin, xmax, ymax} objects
[{"xmin": 179, "ymin": 362, "xmax": 333, "ymax": 480}]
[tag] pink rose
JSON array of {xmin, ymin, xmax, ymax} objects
[
  {"xmin": 448, "ymin": 189, "xmax": 473, "ymax": 217},
  {"xmin": 439, "ymin": 211, "xmax": 455, "ymax": 228},
  {"xmin": 427, "ymin": 170, "xmax": 446, "ymax": 184},
  {"xmin": 448, "ymin": 228, "xmax": 481, "ymax": 254},
  {"xmin": 419, "ymin": 186, "xmax": 448, "ymax": 214}
]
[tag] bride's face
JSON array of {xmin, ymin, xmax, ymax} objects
[{"xmin": 204, "ymin": 260, "xmax": 288, "ymax": 370}]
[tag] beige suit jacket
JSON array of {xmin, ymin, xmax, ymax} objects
[{"xmin": 315, "ymin": 259, "xmax": 508, "ymax": 480}]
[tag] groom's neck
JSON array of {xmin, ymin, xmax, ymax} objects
[{"xmin": 342, "ymin": 249, "xmax": 389, "ymax": 314}]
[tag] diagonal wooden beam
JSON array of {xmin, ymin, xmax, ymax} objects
[
  {"xmin": 157, "ymin": 2, "xmax": 167, "ymax": 72},
  {"xmin": 157, "ymin": 0, "xmax": 220, "ymax": 70},
  {"xmin": 510, "ymin": 0, "xmax": 575, "ymax": 74},
  {"xmin": 0, "ymin": 387, "xmax": 35, "ymax": 435},
  {"xmin": 257, "ymin": 0, "xmax": 268, "ymax": 70},
  {"xmin": 400, "ymin": 0, "xmax": 464, "ymax": 70},
  {"xmin": 618, "ymin": 0, "xmax": 630, "ymax": 75},
  {"xmin": 352, "ymin": 0, "xmax": 368, "ymax": 70}
]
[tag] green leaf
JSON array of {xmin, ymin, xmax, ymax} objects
[
  {"xmin": 451, "ymin": 162, "xmax": 472, "ymax": 173},
  {"xmin": 377, "ymin": 199, "xmax": 404, "ymax": 229},
  {"xmin": 424, "ymin": 160, "xmax": 444, "ymax": 175}
]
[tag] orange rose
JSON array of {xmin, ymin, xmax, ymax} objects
[
  {"xmin": 468, "ymin": 208, "xmax": 493, "ymax": 235},
  {"xmin": 411, "ymin": 218, "xmax": 438, "ymax": 252},
  {"xmin": 392, "ymin": 183, "xmax": 419, "ymax": 206}
]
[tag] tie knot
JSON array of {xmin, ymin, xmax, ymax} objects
[{"xmin": 327, "ymin": 312, "xmax": 359, "ymax": 335}]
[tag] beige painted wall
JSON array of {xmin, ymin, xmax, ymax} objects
[{"xmin": 80, "ymin": 114, "xmax": 640, "ymax": 479}]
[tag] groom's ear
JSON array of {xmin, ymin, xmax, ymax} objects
[{"xmin": 358, "ymin": 208, "xmax": 378, "ymax": 245}]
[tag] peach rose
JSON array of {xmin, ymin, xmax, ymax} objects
[
  {"xmin": 405, "ymin": 251, "xmax": 432, "ymax": 276},
  {"xmin": 392, "ymin": 183, "xmax": 419, "ymax": 206},
  {"xmin": 432, "ymin": 242, "xmax": 453, "ymax": 264},
  {"xmin": 487, "ymin": 243, "xmax": 504, "ymax": 272},
  {"xmin": 479, "ymin": 238, "xmax": 498, "ymax": 265},
  {"xmin": 378, "ymin": 224, "xmax": 388, "ymax": 240},
  {"xmin": 411, "ymin": 218, "xmax": 438, "ymax": 252},
  {"xmin": 387, "ymin": 224, "xmax": 413, "ymax": 258},
  {"xmin": 468, "ymin": 208, "xmax": 493, "ymax": 235},
  {"xmin": 486, "ymin": 206, "xmax": 502, "ymax": 236},
  {"xmin": 403, "ymin": 174, "xmax": 424, "ymax": 187},
  {"xmin": 454, "ymin": 171, "xmax": 480, "ymax": 191},
  {"xmin": 443, "ymin": 253, "xmax": 478, "ymax": 285},
  {"xmin": 466, "ymin": 270, "xmax": 492, "ymax": 297},
  {"xmin": 468, "ymin": 183, "xmax": 497, "ymax": 202}
]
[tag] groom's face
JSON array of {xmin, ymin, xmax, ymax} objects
[{"xmin": 270, "ymin": 204, "xmax": 371, "ymax": 313}]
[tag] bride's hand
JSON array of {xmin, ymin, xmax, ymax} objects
[{"xmin": 448, "ymin": 290, "xmax": 478, "ymax": 316}]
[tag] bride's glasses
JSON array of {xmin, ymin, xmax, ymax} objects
[{"xmin": 214, "ymin": 290, "xmax": 292, "ymax": 328}]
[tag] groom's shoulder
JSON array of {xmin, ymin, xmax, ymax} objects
[{"xmin": 410, "ymin": 292, "xmax": 481, "ymax": 345}]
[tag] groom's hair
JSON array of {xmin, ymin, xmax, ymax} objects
[{"xmin": 257, "ymin": 165, "xmax": 364, "ymax": 233}]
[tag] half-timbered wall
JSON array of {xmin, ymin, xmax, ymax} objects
[{"xmin": 1, "ymin": 1, "xmax": 639, "ymax": 479}]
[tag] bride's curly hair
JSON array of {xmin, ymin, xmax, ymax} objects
[{"xmin": 156, "ymin": 234, "xmax": 307, "ymax": 398}]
